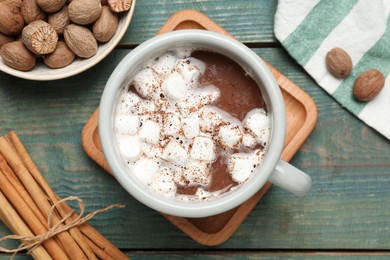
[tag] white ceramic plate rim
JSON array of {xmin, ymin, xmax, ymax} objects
[{"xmin": 0, "ymin": 0, "xmax": 136, "ymax": 81}]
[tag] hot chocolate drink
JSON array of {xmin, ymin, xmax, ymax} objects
[{"xmin": 114, "ymin": 48, "xmax": 270, "ymax": 201}]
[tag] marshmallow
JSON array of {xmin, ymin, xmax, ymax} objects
[
  {"xmin": 243, "ymin": 108, "xmax": 269, "ymax": 138},
  {"xmin": 159, "ymin": 136, "xmax": 171, "ymax": 148},
  {"xmin": 115, "ymin": 115, "xmax": 139, "ymax": 135},
  {"xmin": 228, "ymin": 150, "xmax": 264, "ymax": 183},
  {"xmin": 188, "ymin": 57, "xmax": 206, "ymax": 74},
  {"xmin": 161, "ymin": 141, "xmax": 188, "ymax": 166},
  {"xmin": 175, "ymin": 47, "xmax": 192, "ymax": 59},
  {"xmin": 181, "ymin": 113, "xmax": 200, "ymax": 138},
  {"xmin": 183, "ymin": 161, "xmax": 211, "ymax": 186},
  {"xmin": 140, "ymin": 113, "xmax": 163, "ymax": 126},
  {"xmin": 118, "ymin": 136, "xmax": 142, "ymax": 162},
  {"xmin": 175, "ymin": 98, "xmax": 196, "ymax": 117},
  {"xmin": 152, "ymin": 52, "xmax": 177, "ymax": 78},
  {"xmin": 139, "ymin": 120, "xmax": 160, "ymax": 144},
  {"xmin": 136, "ymin": 100, "xmax": 158, "ymax": 115},
  {"xmin": 151, "ymin": 167, "xmax": 177, "ymax": 198},
  {"xmin": 199, "ymin": 106, "xmax": 229, "ymax": 133},
  {"xmin": 131, "ymin": 157, "xmax": 159, "ymax": 185},
  {"xmin": 194, "ymin": 188, "xmax": 215, "ymax": 200},
  {"xmin": 190, "ymin": 136, "xmax": 216, "ymax": 161},
  {"xmin": 132, "ymin": 68, "xmax": 160, "ymax": 99},
  {"xmin": 161, "ymin": 72, "xmax": 191, "ymax": 100},
  {"xmin": 176, "ymin": 135, "xmax": 193, "ymax": 153},
  {"xmin": 257, "ymin": 127, "xmax": 270, "ymax": 147},
  {"xmin": 154, "ymin": 97, "xmax": 170, "ymax": 112},
  {"xmin": 195, "ymin": 186, "xmax": 231, "ymax": 201},
  {"xmin": 217, "ymin": 124, "xmax": 242, "ymax": 150},
  {"xmin": 196, "ymin": 86, "xmax": 220, "ymax": 103},
  {"xmin": 143, "ymin": 144, "xmax": 163, "ymax": 159},
  {"xmin": 175, "ymin": 58, "xmax": 205, "ymax": 86},
  {"xmin": 116, "ymin": 91, "xmax": 142, "ymax": 115},
  {"xmin": 172, "ymin": 167, "xmax": 186, "ymax": 186},
  {"xmin": 228, "ymin": 153, "xmax": 255, "ymax": 183},
  {"xmin": 242, "ymin": 133, "xmax": 257, "ymax": 148},
  {"xmin": 163, "ymin": 113, "xmax": 182, "ymax": 137},
  {"xmin": 176, "ymin": 86, "xmax": 220, "ymax": 117}
]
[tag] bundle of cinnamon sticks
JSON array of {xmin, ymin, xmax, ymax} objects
[{"xmin": 0, "ymin": 131, "xmax": 129, "ymax": 260}]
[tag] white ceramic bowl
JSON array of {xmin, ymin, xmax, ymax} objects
[
  {"xmin": 99, "ymin": 30, "xmax": 311, "ymax": 218},
  {"xmin": 0, "ymin": 1, "xmax": 136, "ymax": 81}
]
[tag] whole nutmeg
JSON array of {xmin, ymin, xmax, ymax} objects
[
  {"xmin": 5, "ymin": 0, "xmax": 23, "ymax": 8},
  {"xmin": 0, "ymin": 1, "xmax": 25, "ymax": 35},
  {"xmin": 326, "ymin": 47, "xmax": 353, "ymax": 78},
  {"xmin": 48, "ymin": 6, "xmax": 69, "ymax": 35},
  {"xmin": 63, "ymin": 24, "xmax": 97, "ymax": 58},
  {"xmin": 68, "ymin": 0, "xmax": 102, "ymax": 25},
  {"xmin": 36, "ymin": 0, "xmax": 66, "ymax": 13},
  {"xmin": 21, "ymin": 0, "xmax": 47, "ymax": 24},
  {"xmin": 108, "ymin": 0, "xmax": 132, "ymax": 12},
  {"xmin": 0, "ymin": 41, "xmax": 36, "ymax": 71},
  {"xmin": 353, "ymin": 69, "xmax": 385, "ymax": 102},
  {"xmin": 22, "ymin": 20, "xmax": 58, "ymax": 55},
  {"xmin": 92, "ymin": 6, "xmax": 118, "ymax": 42},
  {"xmin": 43, "ymin": 41, "xmax": 75, "ymax": 68},
  {"xmin": 0, "ymin": 33, "xmax": 14, "ymax": 48}
]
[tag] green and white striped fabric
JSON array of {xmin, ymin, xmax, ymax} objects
[{"xmin": 275, "ymin": 0, "xmax": 390, "ymax": 140}]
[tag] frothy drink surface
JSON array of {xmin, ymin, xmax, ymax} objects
[
  {"xmin": 192, "ymin": 51, "xmax": 267, "ymax": 121},
  {"xmin": 114, "ymin": 49, "xmax": 270, "ymax": 201}
]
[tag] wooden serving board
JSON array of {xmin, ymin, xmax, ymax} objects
[{"xmin": 81, "ymin": 10, "xmax": 318, "ymax": 246}]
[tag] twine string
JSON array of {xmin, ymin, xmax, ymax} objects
[{"xmin": 0, "ymin": 196, "xmax": 125, "ymax": 256}]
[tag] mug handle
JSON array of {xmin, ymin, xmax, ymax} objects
[{"xmin": 268, "ymin": 160, "xmax": 312, "ymax": 197}]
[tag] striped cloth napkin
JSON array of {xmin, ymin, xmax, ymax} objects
[{"xmin": 274, "ymin": 0, "xmax": 390, "ymax": 140}]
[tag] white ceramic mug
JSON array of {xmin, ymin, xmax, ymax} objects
[{"xmin": 99, "ymin": 30, "xmax": 312, "ymax": 218}]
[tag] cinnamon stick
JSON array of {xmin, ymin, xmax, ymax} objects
[
  {"xmin": 54, "ymin": 193, "xmax": 129, "ymax": 260},
  {"xmin": 85, "ymin": 236, "xmax": 115, "ymax": 260},
  {"xmin": 0, "ymin": 154, "xmax": 48, "ymax": 229},
  {"xmin": 0, "ymin": 137, "xmax": 87, "ymax": 260},
  {"xmin": 78, "ymin": 221, "xmax": 129, "ymax": 260},
  {"xmin": 0, "ymin": 149, "xmax": 69, "ymax": 258},
  {"xmin": 0, "ymin": 191, "xmax": 52, "ymax": 260},
  {"xmin": 0, "ymin": 169, "xmax": 69, "ymax": 259},
  {"xmin": 0, "ymin": 153, "xmax": 64, "ymax": 256},
  {"xmin": 4, "ymin": 133, "xmax": 97, "ymax": 260},
  {"xmin": 7, "ymin": 132, "xmax": 129, "ymax": 260}
]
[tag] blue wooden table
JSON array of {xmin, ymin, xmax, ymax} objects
[{"xmin": 1, "ymin": 1, "xmax": 390, "ymax": 259}]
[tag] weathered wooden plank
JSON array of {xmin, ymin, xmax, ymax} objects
[
  {"xmin": 120, "ymin": 0, "xmax": 278, "ymax": 45},
  {"xmin": 2, "ymin": 252, "xmax": 390, "ymax": 260},
  {"xmin": 127, "ymin": 253, "xmax": 390, "ymax": 259},
  {"xmin": 1, "ymin": 48, "xmax": 390, "ymax": 250}
]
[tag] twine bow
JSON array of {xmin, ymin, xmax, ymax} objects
[{"xmin": 0, "ymin": 196, "xmax": 125, "ymax": 258}]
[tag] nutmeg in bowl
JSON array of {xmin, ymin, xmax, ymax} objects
[{"xmin": 0, "ymin": 0, "xmax": 136, "ymax": 81}]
